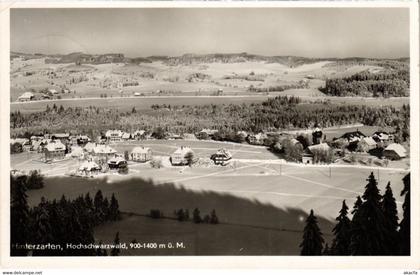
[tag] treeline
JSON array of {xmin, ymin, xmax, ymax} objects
[
  {"xmin": 11, "ymin": 174, "xmax": 121, "ymax": 256},
  {"xmin": 10, "ymin": 96, "xmax": 409, "ymax": 139},
  {"xmin": 322, "ymin": 70, "xmax": 409, "ymax": 97},
  {"xmin": 248, "ymin": 81, "xmax": 308, "ymax": 93},
  {"xmin": 300, "ymin": 172, "xmax": 410, "ymax": 255}
]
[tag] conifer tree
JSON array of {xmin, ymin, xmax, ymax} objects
[
  {"xmin": 31, "ymin": 203, "xmax": 53, "ymax": 256},
  {"xmin": 331, "ymin": 200, "xmax": 351, "ymax": 255},
  {"xmin": 111, "ymin": 232, "xmax": 121, "ymax": 256},
  {"xmin": 399, "ymin": 173, "xmax": 410, "ymax": 255},
  {"xmin": 381, "ymin": 182, "xmax": 399, "ymax": 255},
  {"xmin": 193, "ymin": 208, "xmax": 201, "ymax": 224},
  {"xmin": 323, "ymin": 243, "xmax": 331, "ymax": 255},
  {"xmin": 109, "ymin": 193, "xmax": 120, "ymax": 221},
  {"xmin": 176, "ymin": 209, "xmax": 185, "ymax": 221},
  {"xmin": 210, "ymin": 209, "xmax": 219, "ymax": 224},
  {"xmin": 300, "ymin": 209, "xmax": 324, "ymax": 255},
  {"xmin": 352, "ymin": 196, "xmax": 363, "ymax": 215},
  {"xmin": 94, "ymin": 190, "xmax": 104, "ymax": 223},
  {"xmin": 10, "ymin": 175, "xmax": 30, "ymax": 256},
  {"xmin": 350, "ymin": 172, "xmax": 389, "ymax": 255}
]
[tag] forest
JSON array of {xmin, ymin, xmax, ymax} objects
[
  {"xmin": 10, "ymin": 173, "xmax": 121, "ymax": 256},
  {"xmin": 322, "ymin": 69, "xmax": 409, "ymax": 97},
  {"xmin": 10, "ymin": 96, "xmax": 410, "ymax": 141}
]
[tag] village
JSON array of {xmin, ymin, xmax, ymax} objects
[{"xmin": 10, "ymin": 124, "xmax": 409, "ymax": 179}]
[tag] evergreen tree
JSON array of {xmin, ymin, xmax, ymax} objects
[
  {"xmin": 176, "ymin": 209, "xmax": 185, "ymax": 221},
  {"xmin": 31, "ymin": 201, "xmax": 53, "ymax": 256},
  {"xmin": 352, "ymin": 196, "xmax": 363, "ymax": 215},
  {"xmin": 399, "ymin": 173, "xmax": 410, "ymax": 255},
  {"xmin": 210, "ymin": 209, "xmax": 219, "ymax": 224},
  {"xmin": 94, "ymin": 190, "xmax": 104, "ymax": 223},
  {"xmin": 300, "ymin": 209, "xmax": 324, "ymax": 255},
  {"xmin": 322, "ymin": 243, "xmax": 331, "ymax": 255},
  {"xmin": 111, "ymin": 232, "xmax": 121, "ymax": 256},
  {"xmin": 109, "ymin": 193, "xmax": 120, "ymax": 221},
  {"xmin": 331, "ymin": 200, "xmax": 351, "ymax": 255},
  {"xmin": 381, "ymin": 182, "xmax": 399, "ymax": 255},
  {"xmin": 10, "ymin": 175, "xmax": 30, "ymax": 256},
  {"xmin": 193, "ymin": 208, "xmax": 201, "ymax": 224},
  {"xmin": 350, "ymin": 172, "xmax": 389, "ymax": 255}
]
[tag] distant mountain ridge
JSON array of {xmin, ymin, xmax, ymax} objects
[{"xmin": 10, "ymin": 51, "xmax": 409, "ymax": 67}]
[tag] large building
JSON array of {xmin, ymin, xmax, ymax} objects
[
  {"xmin": 18, "ymin": 92, "xmax": 34, "ymax": 102},
  {"xmin": 170, "ymin": 146, "xmax": 194, "ymax": 165},
  {"xmin": 131, "ymin": 146, "xmax": 152, "ymax": 162},
  {"xmin": 383, "ymin": 143, "xmax": 407, "ymax": 160},
  {"xmin": 44, "ymin": 140, "xmax": 66, "ymax": 161}
]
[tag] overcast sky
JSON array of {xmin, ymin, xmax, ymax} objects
[{"xmin": 11, "ymin": 8, "xmax": 409, "ymax": 58}]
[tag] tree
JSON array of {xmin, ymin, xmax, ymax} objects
[
  {"xmin": 10, "ymin": 142, "xmax": 23, "ymax": 154},
  {"xmin": 381, "ymin": 182, "xmax": 399, "ymax": 255},
  {"xmin": 10, "ymin": 175, "xmax": 30, "ymax": 256},
  {"xmin": 109, "ymin": 193, "xmax": 120, "ymax": 221},
  {"xmin": 94, "ymin": 190, "xmax": 104, "ymax": 223},
  {"xmin": 350, "ymin": 172, "xmax": 389, "ymax": 255},
  {"xmin": 110, "ymin": 232, "xmax": 121, "ymax": 256},
  {"xmin": 124, "ymin": 150, "xmax": 129, "ymax": 161},
  {"xmin": 26, "ymin": 170, "xmax": 44, "ymax": 189},
  {"xmin": 300, "ymin": 209, "xmax": 324, "ymax": 255},
  {"xmin": 185, "ymin": 152, "xmax": 194, "ymax": 167},
  {"xmin": 399, "ymin": 173, "xmax": 410, "ymax": 255},
  {"xmin": 176, "ymin": 209, "xmax": 185, "ymax": 221},
  {"xmin": 193, "ymin": 208, "xmax": 201, "ymax": 224},
  {"xmin": 151, "ymin": 127, "xmax": 166, "ymax": 139},
  {"xmin": 210, "ymin": 209, "xmax": 219, "ymax": 224},
  {"xmin": 331, "ymin": 200, "xmax": 351, "ymax": 255}
]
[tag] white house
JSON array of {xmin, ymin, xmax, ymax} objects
[
  {"xmin": 105, "ymin": 130, "xmax": 123, "ymax": 142},
  {"xmin": 78, "ymin": 160, "xmax": 100, "ymax": 174},
  {"xmin": 44, "ymin": 140, "xmax": 66, "ymax": 161},
  {"xmin": 18, "ymin": 92, "xmax": 34, "ymax": 102},
  {"xmin": 170, "ymin": 146, "xmax": 194, "ymax": 165},
  {"xmin": 131, "ymin": 146, "xmax": 152, "ymax": 162}
]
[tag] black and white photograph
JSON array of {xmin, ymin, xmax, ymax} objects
[{"xmin": 2, "ymin": 2, "xmax": 419, "ymax": 266}]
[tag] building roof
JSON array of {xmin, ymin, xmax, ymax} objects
[
  {"xmin": 172, "ymin": 146, "xmax": 194, "ymax": 155},
  {"xmin": 79, "ymin": 161, "xmax": 100, "ymax": 171},
  {"xmin": 361, "ymin": 137, "xmax": 377, "ymax": 146},
  {"xmin": 45, "ymin": 140, "xmax": 66, "ymax": 152},
  {"xmin": 84, "ymin": 142, "xmax": 96, "ymax": 152},
  {"xmin": 200, "ymin": 129, "xmax": 218, "ymax": 135},
  {"xmin": 307, "ymin": 143, "xmax": 330, "ymax": 153},
  {"xmin": 340, "ymin": 130, "xmax": 366, "ymax": 142},
  {"xmin": 122, "ymin": 132, "xmax": 131, "ymax": 139},
  {"xmin": 384, "ymin": 143, "xmax": 407, "ymax": 157},
  {"xmin": 93, "ymin": 145, "xmax": 117, "ymax": 154},
  {"xmin": 18, "ymin": 92, "xmax": 34, "ymax": 99},
  {"xmin": 213, "ymin": 148, "xmax": 232, "ymax": 158},
  {"xmin": 107, "ymin": 157, "xmax": 126, "ymax": 165},
  {"xmin": 132, "ymin": 146, "xmax": 151, "ymax": 154},
  {"xmin": 70, "ymin": 146, "xmax": 84, "ymax": 156},
  {"xmin": 10, "ymin": 138, "xmax": 30, "ymax": 145},
  {"xmin": 372, "ymin": 131, "xmax": 391, "ymax": 141},
  {"xmin": 105, "ymin": 130, "xmax": 123, "ymax": 137},
  {"xmin": 133, "ymin": 130, "xmax": 145, "ymax": 136},
  {"xmin": 52, "ymin": 133, "xmax": 70, "ymax": 139}
]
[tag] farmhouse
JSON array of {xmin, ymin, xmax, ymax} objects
[
  {"xmin": 247, "ymin": 132, "xmax": 268, "ymax": 145},
  {"xmin": 197, "ymin": 129, "xmax": 218, "ymax": 139},
  {"xmin": 76, "ymin": 135, "xmax": 91, "ymax": 145},
  {"xmin": 210, "ymin": 148, "xmax": 232, "ymax": 165},
  {"xmin": 383, "ymin": 143, "xmax": 407, "ymax": 160},
  {"xmin": 107, "ymin": 157, "xmax": 127, "ymax": 170},
  {"xmin": 70, "ymin": 146, "xmax": 84, "ymax": 158},
  {"xmin": 18, "ymin": 92, "xmax": 34, "ymax": 102},
  {"xmin": 78, "ymin": 160, "xmax": 100, "ymax": 175},
  {"xmin": 121, "ymin": 132, "xmax": 132, "ymax": 141},
  {"xmin": 83, "ymin": 142, "xmax": 96, "ymax": 153},
  {"xmin": 372, "ymin": 131, "xmax": 394, "ymax": 144},
  {"xmin": 357, "ymin": 137, "xmax": 377, "ymax": 152},
  {"xmin": 302, "ymin": 143, "xmax": 331, "ymax": 164},
  {"xmin": 51, "ymin": 133, "xmax": 70, "ymax": 143},
  {"xmin": 105, "ymin": 130, "xmax": 123, "ymax": 142},
  {"xmin": 131, "ymin": 146, "xmax": 152, "ymax": 162},
  {"xmin": 170, "ymin": 146, "xmax": 194, "ymax": 166},
  {"xmin": 10, "ymin": 138, "xmax": 32, "ymax": 151},
  {"xmin": 48, "ymin": 88, "xmax": 59, "ymax": 95},
  {"xmin": 340, "ymin": 130, "xmax": 366, "ymax": 143},
  {"xmin": 44, "ymin": 140, "xmax": 66, "ymax": 161},
  {"xmin": 93, "ymin": 144, "xmax": 117, "ymax": 158}
]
